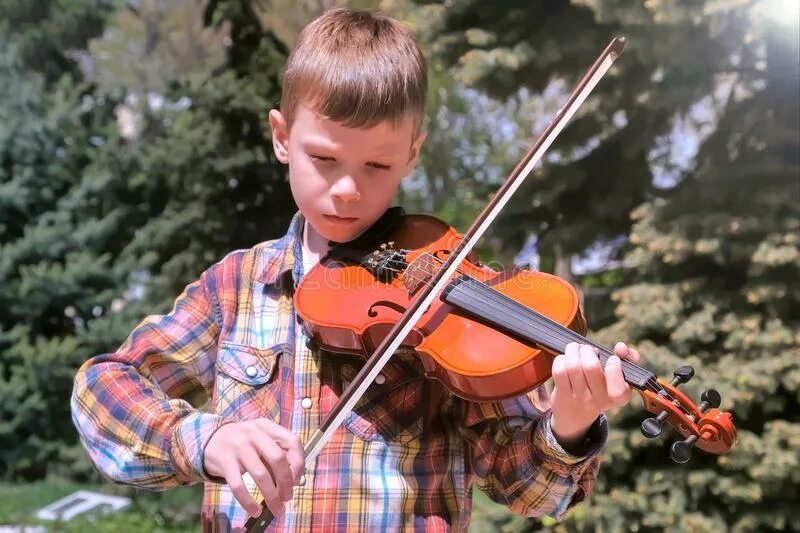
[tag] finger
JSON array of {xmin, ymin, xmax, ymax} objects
[
  {"xmin": 263, "ymin": 422, "xmax": 305, "ymax": 484},
  {"xmin": 551, "ymin": 353, "xmax": 570, "ymax": 394},
  {"xmin": 580, "ymin": 345, "xmax": 607, "ymax": 401},
  {"xmin": 605, "ymin": 355, "xmax": 632, "ymax": 407},
  {"xmin": 564, "ymin": 342, "xmax": 580, "ymax": 357},
  {"xmin": 565, "ymin": 345, "xmax": 590, "ymax": 399},
  {"xmin": 240, "ymin": 448, "xmax": 283, "ymax": 517},
  {"xmin": 223, "ymin": 462, "xmax": 261, "ymax": 517},
  {"xmin": 613, "ymin": 342, "xmax": 629, "ymax": 358},
  {"xmin": 559, "ymin": 343, "xmax": 580, "ymax": 393},
  {"xmin": 252, "ymin": 437, "xmax": 295, "ymax": 502},
  {"xmin": 628, "ymin": 347, "xmax": 641, "ymax": 364},
  {"xmin": 614, "ymin": 342, "xmax": 640, "ymax": 363}
]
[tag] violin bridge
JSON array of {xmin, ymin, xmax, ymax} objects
[{"xmin": 403, "ymin": 252, "xmax": 438, "ymax": 295}]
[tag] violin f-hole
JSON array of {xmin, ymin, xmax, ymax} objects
[{"xmin": 368, "ymin": 301, "xmax": 408, "ymax": 317}]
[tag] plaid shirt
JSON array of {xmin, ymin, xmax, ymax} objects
[{"xmin": 72, "ymin": 210, "xmax": 607, "ymax": 532}]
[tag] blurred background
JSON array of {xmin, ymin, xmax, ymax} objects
[{"xmin": 0, "ymin": 0, "xmax": 798, "ymax": 531}]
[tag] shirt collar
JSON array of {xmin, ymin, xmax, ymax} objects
[
  {"xmin": 255, "ymin": 210, "xmax": 305, "ymax": 286},
  {"xmin": 255, "ymin": 206, "xmax": 406, "ymax": 286}
]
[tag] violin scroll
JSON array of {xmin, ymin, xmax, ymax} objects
[{"xmin": 638, "ymin": 365, "xmax": 736, "ymax": 463}]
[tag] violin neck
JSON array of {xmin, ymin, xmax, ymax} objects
[{"xmin": 441, "ymin": 276, "xmax": 656, "ymax": 391}]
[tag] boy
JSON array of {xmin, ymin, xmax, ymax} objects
[{"xmin": 72, "ymin": 7, "xmax": 640, "ymax": 532}]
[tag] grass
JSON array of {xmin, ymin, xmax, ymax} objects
[
  {"xmin": 0, "ymin": 479, "xmax": 92, "ymax": 524},
  {"xmin": 0, "ymin": 480, "xmax": 532, "ymax": 532},
  {"xmin": 0, "ymin": 479, "xmax": 201, "ymax": 532}
]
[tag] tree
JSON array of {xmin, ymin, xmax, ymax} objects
[
  {"xmin": 586, "ymin": 9, "xmax": 799, "ymax": 530},
  {"xmin": 397, "ymin": 0, "xmax": 799, "ymax": 530},
  {"xmin": 400, "ymin": 0, "xmax": 735, "ymax": 273},
  {"xmin": 95, "ymin": 0, "xmax": 294, "ymax": 304},
  {"xmin": 0, "ymin": 0, "xmax": 293, "ymax": 482},
  {"xmin": 0, "ymin": 0, "xmax": 116, "ymax": 480}
]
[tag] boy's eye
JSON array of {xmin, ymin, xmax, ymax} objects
[
  {"xmin": 310, "ymin": 154, "xmax": 334, "ymax": 162},
  {"xmin": 367, "ymin": 162, "xmax": 392, "ymax": 171}
]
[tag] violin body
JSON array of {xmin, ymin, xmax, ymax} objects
[
  {"xmin": 295, "ymin": 211, "xmax": 735, "ymax": 460},
  {"xmin": 295, "ymin": 214, "xmax": 586, "ymax": 401}
]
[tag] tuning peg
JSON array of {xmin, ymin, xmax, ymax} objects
[
  {"xmin": 641, "ymin": 366, "xmax": 694, "ymax": 440},
  {"xmin": 641, "ymin": 410, "xmax": 669, "ymax": 438},
  {"xmin": 670, "ymin": 365, "xmax": 694, "ymax": 387},
  {"xmin": 698, "ymin": 389, "xmax": 721, "ymax": 413},
  {"xmin": 670, "ymin": 434, "xmax": 698, "ymax": 463}
]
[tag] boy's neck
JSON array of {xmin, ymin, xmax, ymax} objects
[{"xmin": 302, "ymin": 219, "xmax": 329, "ymax": 265}]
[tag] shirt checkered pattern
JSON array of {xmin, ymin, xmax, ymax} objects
[{"xmin": 71, "ymin": 211, "xmax": 607, "ymax": 532}]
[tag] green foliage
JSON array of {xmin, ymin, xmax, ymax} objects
[
  {"xmin": 0, "ymin": 0, "xmax": 292, "ymax": 482},
  {"xmin": 0, "ymin": 0, "xmax": 111, "ymax": 85},
  {"xmin": 87, "ymin": 0, "xmax": 229, "ymax": 96},
  {"xmin": 0, "ymin": 2, "xmax": 117, "ymax": 480},
  {"xmin": 0, "ymin": 480, "xmax": 201, "ymax": 531},
  {"xmin": 401, "ymin": 0, "xmax": 747, "ymax": 265},
  {"xmin": 401, "ymin": 0, "xmax": 799, "ymax": 530},
  {"xmin": 0, "ymin": 479, "xmax": 91, "ymax": 522},
  {"xmin": 2, "ymin": 1, "xmax": 797, "ymax": 531},
  {"xmin": 589, "ymin": 10, "xmax": 797, "ymax": 533},
  {"xmin": 468, "ymin": 487, "xmax": 530, "ymax": 532}
]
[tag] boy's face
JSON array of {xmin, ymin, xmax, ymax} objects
[{"xmin": 269, "ymin": 103, "xmax": 425, "ymax": 243}]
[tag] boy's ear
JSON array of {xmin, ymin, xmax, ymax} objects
[
  {"xmin": 268, "ymin": 109, "xmax": 290, "ymax": 164},
  {"xmin": 406, "ymin": 130, "xmax": 428, "ymax": 167}
]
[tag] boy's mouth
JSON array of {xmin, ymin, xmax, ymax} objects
[{"xmin": 324, "ymin": 214, "xmax": 359, "ymax": 225}]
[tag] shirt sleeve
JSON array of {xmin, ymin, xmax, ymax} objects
[
  {"xmin": 71, "ymin": 268, "xmax": 230, "ymax": 489},
  {"xmin": 460, "ymin": 385, "xmax": 608, "ymax": 519}
]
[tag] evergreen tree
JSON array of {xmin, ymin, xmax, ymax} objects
[
  {"xmin": 400, "ymin": 0, "xmax": 798, "ymax": 530},
  {"xmin": 97, "ymin": 0, "xmax": 293, "ymax": 307},
  {"xmin": 0, "ymin": 0, "xmax": 116, "ymax": 481},
  {"xmin": 586, "ymin": 11, "xmax": 799, "ymax": 531},
  {"xmin": 402, "ymin": 0, "xmax": 735, "ymax": 272},
  {"xmin": 0, "ymin": 0, "xmax": 292, "ymax": 482}
]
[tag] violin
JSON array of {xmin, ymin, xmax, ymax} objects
[
  {"xmin": 244, "ymin": 37, "xmax": 736, "ymax": 532},
  {"xmin": 295, "ymin": 209, "xmax": 736, "ymax": 461}
]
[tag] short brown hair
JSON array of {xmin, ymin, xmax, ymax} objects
[{"xmin": 280, "ymin": 8, "xmax": 427, "ymax": 133}]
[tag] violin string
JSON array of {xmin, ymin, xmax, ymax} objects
[
  {"xmin": 363, "ymin": 249, "xmax": 671, "ymax": 397},
  {"xmin": 457, "ymin": 275, "xmax": 661, "ymax": 393},
  {"xmin": 382, "ymin": 252, "xmax": 664, "ymax": 395},
  {"xmin": 404, "ymin": 261, "xmax": 688, "ymax": 411},
  {"xmin": 421, "ymin": 264, "xmax": 683, "ymax": 407},
  {"xmin": 381, "ymin": 252, "xmax": 659, "ymax": 389}
]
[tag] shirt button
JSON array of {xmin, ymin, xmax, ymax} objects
[
  {"xmin": 298, "ymin": 475, "xmax": 306, "ymax": 486},
  {"xmin": 245, "ymin": 366, "xmax": 258, "ymax": 378},
  {"xmin": 301, "ymin": 397, "xmax": 313, "ymax": 409},
  {"xmin": 375, "ymin": 373, "xmax": 386, "ymax": 385}
]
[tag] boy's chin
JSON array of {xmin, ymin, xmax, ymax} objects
[
  {"xmin": 309, "ymin": 214, "xmax": 378, "ymax": 244},
  {"xmin": 321, "ymin": 227, "xmax": 367, "ymax": 244},
  {"xmin": 316, "ymin": 220, "xmax": 373, "ymax": 244}
]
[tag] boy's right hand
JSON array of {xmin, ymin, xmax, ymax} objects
[{"xmin": 203, "ymin": 419, "xmax": 304, "ymax": 518}]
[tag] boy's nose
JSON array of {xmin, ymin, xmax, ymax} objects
[{"xmin": 330, "ymin": 174, "xmax": 361, "ymax": 202}]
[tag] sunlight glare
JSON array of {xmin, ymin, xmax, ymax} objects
[{"xmin": 756, "ymin": 0, "xmax": 800, "ymax": 25}]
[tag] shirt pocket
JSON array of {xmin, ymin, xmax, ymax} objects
[
  {"xmin": 339, "ymin": 350, "xmax": 427, "ymax": 444},
  {"xmin": 214, "ymin": 341, "xmax": 283, "ymax": 421}
]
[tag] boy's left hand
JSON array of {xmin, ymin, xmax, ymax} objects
[{"xmin": 549, "ymin": 342, "xmax": 641, "ymax": 451}]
